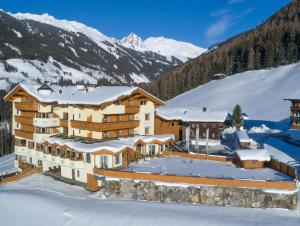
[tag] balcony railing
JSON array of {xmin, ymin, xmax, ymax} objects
[
  {"xmin": 15, "ymin": 116, "xmax": 33, "ymax": 125},
  {"xmin": 60, "ymin": 119, "xmax": 68, "ymax": 127},
  {"xmin": 33, "ymin": 117, "xmax": 60, "ymax": 128},
  {"xmin": 71, "ymin": 120, "xmax": 139, "ymax": 132},
  {"xmin": 15, "ymin": 102, "xmax": 38, "ymax": 111},
  {"xmin": 14, "ymin": 129, "xmax": 33, "ymax": 140},
  {"xmin": 125, "ymin": 105, "xmax": 140, "ymax": 114}
]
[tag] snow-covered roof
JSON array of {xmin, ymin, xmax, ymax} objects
[
  {"xmin": 156, "ymin": 107, "xmax": 227, "ymax": 122},
  {"xmin": 235, "ymin": 149, "xmax": 270, "ymax": 161},
  {"xmin": 5, "ymin": 82, "xmax": 163, "ymax": 106},
  {"xmin": 284, "ymin": 89, "xmax": 300, "ymax": 100},
  {"xmin": 236, "ymin": 130, "xmax": 251, "ymax": 142},
  {"xmin": 42, "ymin": 134, "xmax": 175, "ymax": 154}
]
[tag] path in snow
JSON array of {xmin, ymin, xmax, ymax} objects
[{"xmin": 0, "ymin": 174, "xmax": 299, "ymax": 226}]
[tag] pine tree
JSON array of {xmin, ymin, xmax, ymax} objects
[{"xmin": 232, "ymin": 104, "xmax": 243, "ymax": 130}]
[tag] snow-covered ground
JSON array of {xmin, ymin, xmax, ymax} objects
[
  {"xmin": 0, "ymin": 174, "xmax": 299, "ymax": 226},
  {"xmin": 0, "ymin": 154, "xmax": 20, "ymax": 176},
  {"xmin": 123, "ymin": 156, "xmax": 292, "ymax": 181},
  {"xmin": 164, "ymin": 63, "xmax": 300, "ymax": 121}
]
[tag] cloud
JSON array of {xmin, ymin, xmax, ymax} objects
[
  {"xmin": 204, "ymin": 7, "xmax": 255, "ymax": 44},
  {"xmin": 228, "ymin": 0, "xmax": 244, "ymax": 5},
  {"xmin": 205, "ymin": 16, "xmax": 231, "ymax": 39},
  {"xmin": 210, "ymin": 8, "xmax": 230, "ymax": 17}
]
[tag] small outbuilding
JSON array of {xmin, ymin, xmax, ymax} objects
[
  {"xmin": 236, "ymin": 130, "xmax": 251, "ymax": 149},
  {"xmin": 235, "ymin": 149, "xmax": 270, "ymax": 169},
  {"xmin": 212, "ymin": 73, "xmax": 226, "ymax": 80}
]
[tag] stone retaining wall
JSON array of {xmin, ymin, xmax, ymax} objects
[{"xmin": 99, "ymin": 178, "xmax": 298, "ymax": 210}]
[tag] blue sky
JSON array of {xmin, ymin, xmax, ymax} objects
[{"xmin": 1, "ymin": 0, "xmax": 291, "ymax": 47}]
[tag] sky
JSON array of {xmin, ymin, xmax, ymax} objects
[{"xmin": 0, "ymin": 0, "xmax": 292, "ymax": 48}]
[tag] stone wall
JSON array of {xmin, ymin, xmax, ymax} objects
[{"xmin": 99, "ymin": 178, "xmax": 298, "ymax": 210}]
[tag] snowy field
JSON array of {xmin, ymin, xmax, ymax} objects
[
  {"xmin": 123, "ymin": 156, "xmax": 292, "ymax": 181},
  {"xmin": 0, "ymin": 154, "xmax": 20, "ymax": 176},
  {"xmin": 0, "ymin": 174, "xmax": 299, "ymax": 226},
  {"xmin": 163, "ymin": 63, "xmax": 300, "ymax": 121}
]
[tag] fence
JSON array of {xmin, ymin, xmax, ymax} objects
[
  {"xmin": 94, "ymin": 168, "xmax": 297, "ymax": 190},
  {"xmin": 269, "ymin": 159, "xmax": 297, "ymax": 179},
  {"xmin": 169, "ymin": 151, "xmax": 237, "ymax": 163},
  {"xmin": 0, "ymin": 168, "xmax": 42, "ymax": 183}
]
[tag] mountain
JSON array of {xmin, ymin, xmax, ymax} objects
[
  {"xmin": 0, "ymin": 10, "xmax": 205, "ymax": 89},
  {"xmin": 121, "ymin": 33, "xmax": 206, "ymax": 62},
  {"xmin": 162, "ymin": 62, "xmax": 300, "ymax": 122},
  {"xmin": 144, "ymin": 0, "xmax": 300, "ymax": 100}
]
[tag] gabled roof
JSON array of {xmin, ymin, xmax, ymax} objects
[
  {"xmin": 41, "ymin": 134, "xmax": 174, "ymax": 154},
  {"xmin": 235, "ymin": 149, "xmax": 270, "ymax": 161},
  {"xmin": 37, "ymin": 82, "xmax": 54, "ymax": 92},
  {"xmin": 4, "ymin": 82, "xmax": 164, "ymax": 107},
  {"xmin": 284, "ymin": 89, "xmax": 300, "ymax": 101}
]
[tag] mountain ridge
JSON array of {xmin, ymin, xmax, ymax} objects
[{"xmin": 0, "ymin": 10, "xmax": 205, "ymax": 89}]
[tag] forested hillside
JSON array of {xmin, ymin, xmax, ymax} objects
[
  {"xmin": 144, "ymin": 0, "xmax": 300, "ymax": 100},
  {"xmin": 0, "ymin": 88, "xmax": 13, "ymax": 156}
]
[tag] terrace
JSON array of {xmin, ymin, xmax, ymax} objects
[{"xmin": 122, "ymin": 156, "xmax": 293, "ymax": 182}]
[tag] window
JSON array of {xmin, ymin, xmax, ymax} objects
[
  {"xmin": 115, "ymin": 154, "xmax": 120, "ymax": 165},
  {"xmin": 140, "ymin": 100, "xmax": 147, "ymax": 105},
  {"xmin": 129, "ymin": 114, "xmax": 135, "ymax": 121},
  {"xmin": 117, "ymin": 115, "xmax": 123, "ymax": 121},
  {"xmin": 86, "ymin": 153, "xmax": 91, "ymax": 163},
  {"xmin": 72, "ymin": 114, "xmax": 75, "ymax": 120},
  {"xmin": 16, "ymin": 110, "xmax": 20, "ymax": 115},
  {"xmin": 117, "ymin": 130, "xmax": 122, "ymax": 137},
  {"xmin": 16, "ymin": 123, "xmax": 19, "ymax": 129},
  {"xmin": 128, "ymin": 128, "xmax": 134, "ymax": 135},
  {"xmin": 79, "ymin": 129, "xmax": 81, "ymax": 134},
  {"xmin": 78, "ymin": 113, "xmax": 81, "ymax": 119},
  {"xmin": 73, "ymin": 130, "xmax": 75, "ymax": 136},
  {"xmin": 63, "ymin": 112, "xmax": 68, "ymax": 120},
  {"xmin": 103, "ymin": 131, "xmax": 110, "ymax": 139},
  {"xmin": 159, "ymin": 145, "xmax": 164, "ymax": 153},
  {"xmin": 145, "ymin": 113, "xmax": 150, "ymax": 121},
  {"xmin": 144, "ymin": 127, "xmax": 150, "ymax": 135},
  {"xmin": 28, "ymin": 141, "xmax": 35, "ymax": 149},
  {"xmin": 77, "ymin": 170, "xmax": 80, "ymax": 177},
  {"xmin": 103, "ymin": 115, "xmax": 110, "ymax": 123}
]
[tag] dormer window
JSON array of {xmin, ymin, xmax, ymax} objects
[
  {"xmin": 140, "ymin": 100, "xmax": 147, "ymax": 106},
  {"xmin": 37, "ymin": 82, "xmax": 54, "ymax": 95}
]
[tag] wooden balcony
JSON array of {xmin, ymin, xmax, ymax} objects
[
  {"xmin": 21, "ymin": 111, "xmax": 35, "ymax": 117},
  {"xmin": 15, "ymin": 102, "xmax": 38, "ymax": 111},
  {"xmin": 14, "ymin": 129, "xmax": 33, "ymax": 140},
  {"xmin": 21, "ymin": 124, "xmax": 34, "ymax": 133},
  {"xmin": 60, "ymin": 119, "xmax": 68, "ymax": 127},
  {"xmin": 292, "ymin": 125, "xmax": 300, "ymax": 130},
  {"xmin": 15, "ymin": 116, "xmax": 33, "ymax": 125},
  {"xmin": 125, "ymin": 105, "xmax": 140, "ymax": 114},
  {"xmin": 71, "ymin": 120, "xmax": 139, "ymax": 132}
]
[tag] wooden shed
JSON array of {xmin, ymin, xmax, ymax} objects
[{"xmin": 235, "ymin": 149, "xmax": 270, "ymax": 169}]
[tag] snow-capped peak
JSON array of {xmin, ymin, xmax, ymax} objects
[
  {"xmin": 121, "ymin": 34, "xmax": 207, "ymax": 62},
  {"xmin": 121, "ymin": 33, "xmax": 145, "ymax": 50},
  {"xmin": 143, "ymin": 37, "xmax": 207, "ymax": 62}
]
